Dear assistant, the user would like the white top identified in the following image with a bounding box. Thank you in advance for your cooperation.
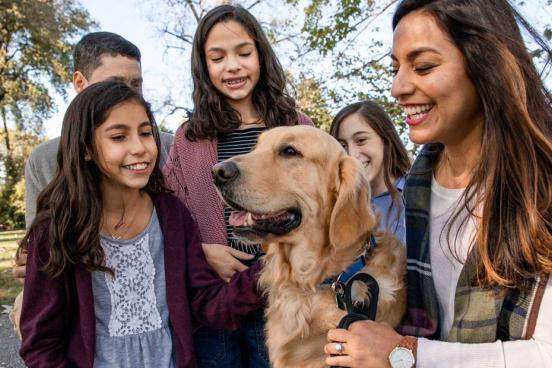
[416,177,552,367]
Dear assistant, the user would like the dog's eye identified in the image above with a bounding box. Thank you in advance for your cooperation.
[279,145,301,157]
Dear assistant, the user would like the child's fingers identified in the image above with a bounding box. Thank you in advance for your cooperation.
[226,246,255,260]
[232,260,249,273]
[12,265,26,280]
[15,246,28,266]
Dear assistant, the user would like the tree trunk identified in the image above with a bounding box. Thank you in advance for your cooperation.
[1,107,9,151]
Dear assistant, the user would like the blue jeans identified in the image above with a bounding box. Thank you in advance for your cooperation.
[194,308,269,368]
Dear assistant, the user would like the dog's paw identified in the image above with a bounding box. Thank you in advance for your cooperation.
[351,280,372,308]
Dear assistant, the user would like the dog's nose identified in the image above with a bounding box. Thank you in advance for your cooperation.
[212,161,240,186]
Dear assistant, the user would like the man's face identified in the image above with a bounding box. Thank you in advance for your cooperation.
[73,54,143,93]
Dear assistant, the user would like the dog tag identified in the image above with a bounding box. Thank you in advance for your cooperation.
[331,281,346,310]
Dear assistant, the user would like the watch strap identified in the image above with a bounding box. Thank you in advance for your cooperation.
[398,335,418,352]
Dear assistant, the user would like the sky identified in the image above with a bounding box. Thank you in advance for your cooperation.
[42,0,551,139]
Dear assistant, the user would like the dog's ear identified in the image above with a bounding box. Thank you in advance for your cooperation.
[329,156,376,250]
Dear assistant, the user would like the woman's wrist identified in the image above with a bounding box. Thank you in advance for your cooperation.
[389,335,418,368]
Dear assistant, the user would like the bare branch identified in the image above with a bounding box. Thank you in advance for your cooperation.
[344,0,399,48]
[162,28,193,45]
[186,0,201,22]
[165,44,191,51]
[247,0,261,10]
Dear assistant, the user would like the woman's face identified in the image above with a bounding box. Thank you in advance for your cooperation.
[391,11,484,147]
[337,113,387,196]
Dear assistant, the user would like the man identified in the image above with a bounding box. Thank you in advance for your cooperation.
[11,32,173,335]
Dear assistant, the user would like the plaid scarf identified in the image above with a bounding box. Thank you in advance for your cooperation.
[399,144,548,342]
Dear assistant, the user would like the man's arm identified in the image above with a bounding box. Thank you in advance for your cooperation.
[24,139,59,228]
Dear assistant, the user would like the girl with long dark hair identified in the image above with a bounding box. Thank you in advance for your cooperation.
[324,1,552,367]
[163,4,312,367]
[330,100,411,243]
[19,80,262,367]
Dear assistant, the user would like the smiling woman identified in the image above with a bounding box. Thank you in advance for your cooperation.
[391,14,483,149]
[324,1,552,368]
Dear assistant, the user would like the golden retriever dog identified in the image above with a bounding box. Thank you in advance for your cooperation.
[212,125,406,368]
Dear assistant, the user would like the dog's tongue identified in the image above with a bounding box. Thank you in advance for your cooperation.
[229,211,249,226]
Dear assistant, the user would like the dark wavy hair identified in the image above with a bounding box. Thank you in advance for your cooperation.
[393,0,552,288]
[330,100,411,230]
[186,4,298,140]
[23,80,167,278]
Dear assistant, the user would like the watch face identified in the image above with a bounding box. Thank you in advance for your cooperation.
[389,347,415,368]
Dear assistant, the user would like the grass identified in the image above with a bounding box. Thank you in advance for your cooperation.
[0,229,25,306]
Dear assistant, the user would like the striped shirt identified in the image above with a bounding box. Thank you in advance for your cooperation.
[217,127,265,255]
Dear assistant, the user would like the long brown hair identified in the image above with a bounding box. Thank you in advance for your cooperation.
[393,0,552,288]
[330,100,411,229]
[186,4,298,141]
[24,80,167,278]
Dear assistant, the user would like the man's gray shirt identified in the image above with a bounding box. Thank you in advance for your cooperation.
[24,131,173,227]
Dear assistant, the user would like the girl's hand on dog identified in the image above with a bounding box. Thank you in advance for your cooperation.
[202,243,254,282]
[324,320,403,368]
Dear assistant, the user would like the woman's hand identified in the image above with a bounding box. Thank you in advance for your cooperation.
[202,243,254,282]
[324,320,403,368]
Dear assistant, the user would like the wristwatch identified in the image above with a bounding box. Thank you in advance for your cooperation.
[388,335,417,368]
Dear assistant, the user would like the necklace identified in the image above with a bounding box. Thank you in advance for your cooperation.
[240,117,264,127]
[105,202,140,241]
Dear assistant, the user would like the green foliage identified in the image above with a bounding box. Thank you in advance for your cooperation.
[302,0,365,55]
[287,0,407,135]
[0,128,44,229]
[291,73,333,131]
[0,0,95,130]
[0,230,25,304]
[0,0,93,228]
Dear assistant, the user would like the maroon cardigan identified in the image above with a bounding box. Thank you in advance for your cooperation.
[19,192,262,368]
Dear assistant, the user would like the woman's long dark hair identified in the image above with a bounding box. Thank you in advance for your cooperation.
[330,101,411,230]
[186,4,298,141]
[393,0,552,288]
[23,80,167,278]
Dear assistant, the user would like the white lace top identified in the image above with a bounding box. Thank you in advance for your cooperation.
[91,209,174,367]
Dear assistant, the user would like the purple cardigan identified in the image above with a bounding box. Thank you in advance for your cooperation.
[19,192,262,368]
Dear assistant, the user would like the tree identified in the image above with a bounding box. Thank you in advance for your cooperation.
[0,0,94,228]
[290,73,333,130]
[0,128,43,229]
[290,0,407,137]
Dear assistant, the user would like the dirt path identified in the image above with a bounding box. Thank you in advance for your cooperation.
[0,314,24,368]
